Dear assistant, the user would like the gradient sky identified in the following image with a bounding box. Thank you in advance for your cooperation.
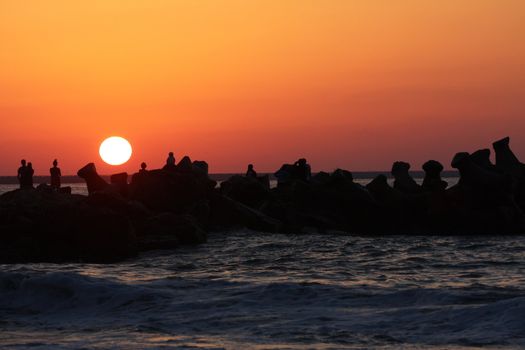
[1,1,524,175]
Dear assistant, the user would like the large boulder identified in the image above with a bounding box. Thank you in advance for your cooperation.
[391,161,421,194]
[129,169,216,214]
[220,175,270,209]
[493,137,525,210]
[138,212,207,250]
[493,137,525,178]
[209,193,282,232]
[110,172,129,197]
[422,160,447,192]
[449,151,525,233]
[77,163,109,194]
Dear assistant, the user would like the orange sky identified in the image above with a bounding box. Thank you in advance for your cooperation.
[0,1,524,175]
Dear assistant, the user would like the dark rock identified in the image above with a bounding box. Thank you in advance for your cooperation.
[493,137,525,178]
[470,149,498,172]
[0,188,137,263]
[493,136,525,210]
[209,194,282,232]
[192,160,209,176]
[391,161,421,194]
[129,169,216,213]
[77,163,109,195]
[110,172,129,197]
[451,152,509,191]
[422,160,447,192]
[177,156,193,173]
[220,175,270,208]
[138,212,207,247]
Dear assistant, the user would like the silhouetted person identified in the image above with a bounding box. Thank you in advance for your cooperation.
[17,159,27,188]
[167,152,175,165]
[50,159,61,190]
[26,162,35,188]
[246,164,257,178]
[293,158,311,182]
[163,152,177,171]
[140,162,148,173]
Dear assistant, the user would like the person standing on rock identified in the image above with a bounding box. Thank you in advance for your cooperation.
[17,159,27,188]
[50,159,62,190]
[140,162,148,173]
[246,164,257,178]
[293,158,311,182]
[26,162,35,188]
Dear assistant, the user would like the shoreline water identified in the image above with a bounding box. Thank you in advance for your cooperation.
[2,231,524,349]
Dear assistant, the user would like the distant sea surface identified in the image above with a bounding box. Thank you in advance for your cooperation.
[3,175,524,350]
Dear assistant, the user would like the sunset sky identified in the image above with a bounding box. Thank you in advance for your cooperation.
[0,1,524,175]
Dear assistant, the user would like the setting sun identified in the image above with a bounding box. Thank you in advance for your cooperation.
[99,136,132,166]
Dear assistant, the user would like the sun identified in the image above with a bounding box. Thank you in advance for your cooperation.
[99,136,133,166]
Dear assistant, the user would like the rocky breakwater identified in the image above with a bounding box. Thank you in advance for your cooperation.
[0,156,280,263]
[2,137,525,263]
[220,137,525,235]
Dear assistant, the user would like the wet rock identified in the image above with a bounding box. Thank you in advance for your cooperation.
[139,212,207,247]
[209,194,282,232]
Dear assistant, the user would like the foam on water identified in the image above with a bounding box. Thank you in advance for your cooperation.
[1,232,525,349]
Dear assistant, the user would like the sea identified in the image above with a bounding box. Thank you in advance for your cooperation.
[2,178,525,349]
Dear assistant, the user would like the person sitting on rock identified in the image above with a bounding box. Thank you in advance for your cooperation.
[139,162,148,173]
[50,159,62,190]
[246,164,257,178]
[163,152,177,171]
[17,159,27,189]
[293,158,311,182]
[167,152,175,165]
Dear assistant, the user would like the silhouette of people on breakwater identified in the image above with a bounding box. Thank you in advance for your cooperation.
[293,158,311,182]
[17,159,34,189]
[26,162,34,188]
[17,159,26,188]
[274,158,312,187]
[246,164,257,178]
[50,159,61,190]
[163,152,177,171]
[140,162,148,173]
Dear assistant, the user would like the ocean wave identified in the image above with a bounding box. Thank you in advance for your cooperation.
[1,269,525,348]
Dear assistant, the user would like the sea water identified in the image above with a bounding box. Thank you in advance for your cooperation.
[2,232,525,349]
[3,178,525,349]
